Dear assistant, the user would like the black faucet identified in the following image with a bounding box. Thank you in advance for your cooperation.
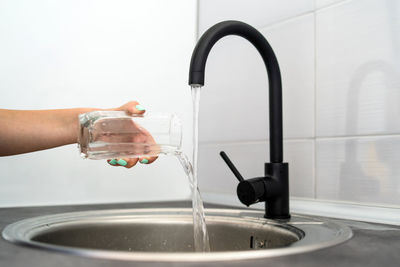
[188,20,290,219]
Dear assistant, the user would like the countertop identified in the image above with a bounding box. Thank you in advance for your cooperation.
[1,201,399,267]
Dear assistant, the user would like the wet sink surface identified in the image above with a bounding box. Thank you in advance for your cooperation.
[2,208,352,262]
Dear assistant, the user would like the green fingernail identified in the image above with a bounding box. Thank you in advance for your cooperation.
[136,104,145,111]
[140,159,149,164]
[109,159,117,165]
[117,159,127,166]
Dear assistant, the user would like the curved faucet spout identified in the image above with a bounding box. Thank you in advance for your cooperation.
[188,20,290,219]
[188,20,283,163]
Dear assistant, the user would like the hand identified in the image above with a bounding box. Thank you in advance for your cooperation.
[106,101,158,168]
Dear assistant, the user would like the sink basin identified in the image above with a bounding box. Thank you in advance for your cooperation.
[2,208,352,262]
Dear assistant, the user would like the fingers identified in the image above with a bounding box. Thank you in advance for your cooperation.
[130,103,146,115]
[138,156,158,165]
[117,101,146,115]
[107,156,157,168]
[107,158,138,168]
[124,158,139,168]
[106,100,158,169]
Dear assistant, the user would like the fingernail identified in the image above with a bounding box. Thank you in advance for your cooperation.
[140,159,149,164]
[109,159,117,165]
[117,159,127,166]
[135,104,145,111]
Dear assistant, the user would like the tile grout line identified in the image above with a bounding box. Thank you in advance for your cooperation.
[315,0,353,12]
[199,138,314,147]
[199,133,400,147]
[313,5,318,200]
[195,0,199,41]
[199,1,351,35]
[257,10,315,32]
[316,132,400,140]
[257,0,352,34]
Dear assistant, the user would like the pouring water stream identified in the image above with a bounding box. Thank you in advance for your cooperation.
[175,85,210,252]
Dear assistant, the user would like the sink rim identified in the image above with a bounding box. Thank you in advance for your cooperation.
[2,208,353,262]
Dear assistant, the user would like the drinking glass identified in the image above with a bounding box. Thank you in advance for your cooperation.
[78,111,182,160]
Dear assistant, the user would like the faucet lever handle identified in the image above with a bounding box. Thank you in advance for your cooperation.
[219,151,244,182]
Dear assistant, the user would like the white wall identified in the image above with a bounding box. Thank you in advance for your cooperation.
[0,0,197,207]
[197,0,400,223]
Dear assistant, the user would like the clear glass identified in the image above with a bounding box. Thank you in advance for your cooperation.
[78,111,182,160]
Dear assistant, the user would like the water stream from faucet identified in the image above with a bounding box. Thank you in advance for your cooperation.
[173,85,210,252]
[190,85,210,252]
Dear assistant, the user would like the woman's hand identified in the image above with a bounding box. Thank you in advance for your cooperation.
[106,101,158,169]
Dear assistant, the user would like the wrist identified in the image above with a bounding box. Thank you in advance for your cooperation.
[65,108,98,144]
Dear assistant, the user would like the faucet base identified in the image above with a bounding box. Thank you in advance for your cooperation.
[264,162,290,219]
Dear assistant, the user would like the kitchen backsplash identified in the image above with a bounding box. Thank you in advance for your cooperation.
[197,0,400,217]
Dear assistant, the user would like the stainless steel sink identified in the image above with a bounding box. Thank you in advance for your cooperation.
[2,208,352,262]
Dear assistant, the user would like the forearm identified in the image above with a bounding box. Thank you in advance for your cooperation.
[0,108,96,156]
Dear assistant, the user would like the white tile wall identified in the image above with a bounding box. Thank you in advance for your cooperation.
[198,0,314,35]
[316,0,400,137]
[198,140,314,198]
[315,0,346,9]
[0,0,196,207]
[198,0,400,215]
[199,14,315,143]
[316,136,400,206]
[197,1,316,202]
[266,15,315,139]
[198,36,270,143]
